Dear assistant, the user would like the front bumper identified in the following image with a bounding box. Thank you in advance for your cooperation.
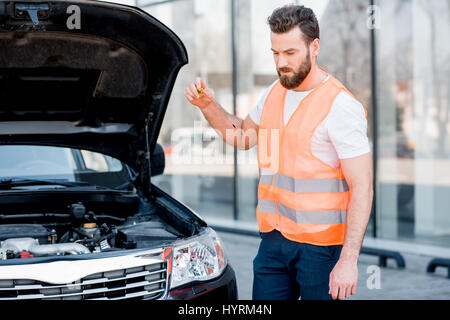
[167,265,238,300]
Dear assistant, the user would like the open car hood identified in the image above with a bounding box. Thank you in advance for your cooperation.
[0,0,188,188]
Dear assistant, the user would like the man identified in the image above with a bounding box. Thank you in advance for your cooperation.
[185,5,373,300]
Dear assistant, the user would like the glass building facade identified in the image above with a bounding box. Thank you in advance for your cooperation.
[122,0,449,247]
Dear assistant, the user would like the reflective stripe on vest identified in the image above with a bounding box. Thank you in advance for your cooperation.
[259,169,349,193]
[257,199,346,224]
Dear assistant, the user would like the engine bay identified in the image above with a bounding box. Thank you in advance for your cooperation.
[0,201,184,261]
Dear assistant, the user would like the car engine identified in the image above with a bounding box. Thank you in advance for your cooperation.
[0,202,182,260]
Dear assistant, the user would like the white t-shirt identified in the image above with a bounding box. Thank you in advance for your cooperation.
[249,78,370,168]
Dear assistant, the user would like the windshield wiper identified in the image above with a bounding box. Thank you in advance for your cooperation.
[0,178,101,190]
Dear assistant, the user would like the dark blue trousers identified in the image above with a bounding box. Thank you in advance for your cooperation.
[252,229,342,300]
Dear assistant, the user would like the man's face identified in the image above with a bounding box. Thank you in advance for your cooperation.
[270,27,312,90]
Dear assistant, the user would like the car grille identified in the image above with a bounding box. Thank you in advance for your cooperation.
[0,262,167,300]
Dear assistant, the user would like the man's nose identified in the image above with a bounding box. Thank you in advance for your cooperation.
[277,56,288,68]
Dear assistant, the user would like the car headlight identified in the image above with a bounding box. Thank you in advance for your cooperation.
[170,227,227,289]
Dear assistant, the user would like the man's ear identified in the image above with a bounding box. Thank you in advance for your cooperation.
[310,38,320,58]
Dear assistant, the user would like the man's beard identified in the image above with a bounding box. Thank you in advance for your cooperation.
[277,50,311,90]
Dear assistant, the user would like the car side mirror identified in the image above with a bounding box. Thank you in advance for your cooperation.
[151,143,165,176]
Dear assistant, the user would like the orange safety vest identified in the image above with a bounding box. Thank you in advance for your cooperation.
[256,71,367,246]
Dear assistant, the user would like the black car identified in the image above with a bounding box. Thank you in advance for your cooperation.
[0,0,237,300]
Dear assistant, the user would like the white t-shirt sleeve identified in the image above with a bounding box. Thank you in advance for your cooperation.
[248,80,278,126]
[326,91,371,159]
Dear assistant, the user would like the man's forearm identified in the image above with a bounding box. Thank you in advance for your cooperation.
[340,184,374,263]
[201,101,249,149]
[185,78,257,150]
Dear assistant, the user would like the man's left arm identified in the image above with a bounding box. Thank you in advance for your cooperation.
[329,152,374,300]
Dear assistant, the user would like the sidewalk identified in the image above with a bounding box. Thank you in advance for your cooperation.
[216,231,450,300]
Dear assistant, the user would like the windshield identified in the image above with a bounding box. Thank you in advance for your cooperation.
[0,145,132,189]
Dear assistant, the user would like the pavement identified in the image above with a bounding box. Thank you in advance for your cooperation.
[216,230,450,300]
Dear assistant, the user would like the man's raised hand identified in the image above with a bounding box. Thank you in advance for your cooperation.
[185,77,214,110]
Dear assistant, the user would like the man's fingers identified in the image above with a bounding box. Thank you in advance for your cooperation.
[344,285,351,299]
[189,83,199,98]
[195,80,206,98]
[330,279,352,300]
[195,77,208,89]
[185,88,195,101]
[195,78,213,98]
[185,79,214,107]
[332,286,340,300]
[328,277,333,297]
[329,281,339,300]
[200,77,207,89]
[335,284,344,300]
[195,77,202,89]
[338,285,345,300]
[185,86,194,97]
[336,284,355,300]
[351,283,357,296]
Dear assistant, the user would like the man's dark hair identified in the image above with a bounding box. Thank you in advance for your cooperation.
[267,5,319,45]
